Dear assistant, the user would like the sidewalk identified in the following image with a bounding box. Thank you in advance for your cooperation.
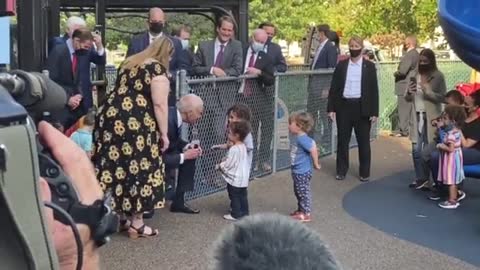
[100,136,477,270]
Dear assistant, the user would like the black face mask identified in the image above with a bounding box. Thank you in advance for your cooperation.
[149,22,164,34]
[75,49,88,56]
[418,64,432,74]
[349,49,362,58]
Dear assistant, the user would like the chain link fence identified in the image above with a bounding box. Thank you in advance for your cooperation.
[92,60,471,201]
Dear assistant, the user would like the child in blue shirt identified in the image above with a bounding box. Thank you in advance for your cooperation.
[70,109,95,158]
[288,112,320,223]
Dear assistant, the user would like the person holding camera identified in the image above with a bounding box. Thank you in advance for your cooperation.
[405,48,446,189]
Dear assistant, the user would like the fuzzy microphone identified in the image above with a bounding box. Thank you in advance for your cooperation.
[212,213,342,270]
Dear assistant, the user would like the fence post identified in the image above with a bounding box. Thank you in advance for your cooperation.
[272,75,280,173]
[177,69,188,98]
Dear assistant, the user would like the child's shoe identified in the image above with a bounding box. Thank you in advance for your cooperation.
[292,212,311,223]
[290,210,301,216]
[223,214,237,221]
[438,200,459,209]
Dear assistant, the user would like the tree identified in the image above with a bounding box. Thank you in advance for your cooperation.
[414,0,438,41]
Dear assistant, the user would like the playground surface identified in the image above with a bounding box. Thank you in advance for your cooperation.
[100,136,478,270]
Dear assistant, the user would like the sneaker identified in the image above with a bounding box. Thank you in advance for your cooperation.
[438,200,459,209]
[292,212,311,223]
[415,180,429,190]
[457,191,466,202]
[408,181,417,188]
[428,192,441,201]
[223,214,237,221]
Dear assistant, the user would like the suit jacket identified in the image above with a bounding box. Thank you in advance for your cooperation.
[243,47,275,87]
[126,32,187,75]
[394,49,419,95]
[405,70,447,143]
[327,58,379,117]
[163,107,188,169]
[193,39,243,77]
[179,48,194,76]
[265,42,287,73]
[312,40,338,69]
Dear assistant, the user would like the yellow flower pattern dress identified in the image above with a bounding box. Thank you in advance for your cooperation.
[92,62,166,214]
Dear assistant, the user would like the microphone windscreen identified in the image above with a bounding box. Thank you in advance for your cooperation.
[32,73,67,113]
[212,213,342,270]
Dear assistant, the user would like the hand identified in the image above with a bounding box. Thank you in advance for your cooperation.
[246,67,261,75]
[215,164,221,170]
[184,148,202,160]
[161,134,169,153]
[212,67,227,77]
[436,143,444,149]
[68,95,82,109]
[38,121,102,270]
[328,112,336,121]
[369,116,377,123]
[314,163,321,170]
[407,81,417,93]
[92,33,103,50]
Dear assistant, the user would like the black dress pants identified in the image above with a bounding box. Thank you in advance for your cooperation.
[335,99,372,178]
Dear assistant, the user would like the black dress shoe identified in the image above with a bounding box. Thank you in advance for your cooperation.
[143,210,155,219]
[335,175,345,181]
[170,204,200,214]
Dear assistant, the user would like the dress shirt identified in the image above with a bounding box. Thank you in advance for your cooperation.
[148,32,164,44]
[210,38,230,74]
[176,110,185,164]
[312,39,329,69]
[343,57,363,98]
[244,47,258,73]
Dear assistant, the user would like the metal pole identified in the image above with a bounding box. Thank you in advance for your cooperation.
[272,75,279,173]
[95,0,106,107]
[17,0,45,71]
[238,0,249,44]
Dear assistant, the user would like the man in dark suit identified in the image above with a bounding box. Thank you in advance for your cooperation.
[164,94,204,214]
[46,28,106,130]
[392,35,419,137]
[258,22,287,73]
[172,25,194,76]
[126,7,185,105]
[307,24,339,143]
[241,29,275,173]
[327,36,379,182]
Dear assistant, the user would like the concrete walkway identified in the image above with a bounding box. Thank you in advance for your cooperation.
[100,136,478,270]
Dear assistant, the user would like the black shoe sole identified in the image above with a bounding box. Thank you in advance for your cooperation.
[335,175,345,180]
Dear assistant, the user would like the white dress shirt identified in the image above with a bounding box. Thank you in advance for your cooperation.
[244,47,258,73]
[343,57,363,98]
[148,32,164,44]
[176,110,186,164]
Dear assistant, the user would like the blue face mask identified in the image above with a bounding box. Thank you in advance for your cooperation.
[443,123,455,132]
[180,39,189,50]
[251,42,265,53]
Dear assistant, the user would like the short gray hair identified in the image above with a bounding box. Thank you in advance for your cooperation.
[66,16,86,31]
[177,94,204,113]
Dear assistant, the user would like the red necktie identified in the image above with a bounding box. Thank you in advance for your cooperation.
[72,53,78,76]
[244,52,256,97]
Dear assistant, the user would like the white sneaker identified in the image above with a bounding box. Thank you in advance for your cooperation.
[223,214,237,221]
[438,200,459,209]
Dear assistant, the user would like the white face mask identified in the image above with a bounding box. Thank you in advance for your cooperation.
[251,41,265,53]
[181,39,189,50]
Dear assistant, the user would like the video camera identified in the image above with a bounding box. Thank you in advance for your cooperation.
[0,70,117,270]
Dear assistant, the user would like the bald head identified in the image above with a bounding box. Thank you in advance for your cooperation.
[178,94,204,124]
[252,29,268,44]
[405,35,417,49]
[149,7,165,23]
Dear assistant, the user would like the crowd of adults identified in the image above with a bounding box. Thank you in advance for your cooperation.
[392,35,480,208]
[35,5,480,269]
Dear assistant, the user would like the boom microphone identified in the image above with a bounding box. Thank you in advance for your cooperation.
[212,213,342,270]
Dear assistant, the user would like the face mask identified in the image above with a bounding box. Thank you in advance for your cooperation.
[266,37,273,44]
[418,64,431,74]
[251,42,265,53]
[349,49,362,58]
[149,22,164,34]
[180,39,189,50]
[443,123,455,132]
[75,49,88,56]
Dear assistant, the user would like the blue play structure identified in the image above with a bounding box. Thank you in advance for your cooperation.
[438,0,480,71]
[439,0,480,178]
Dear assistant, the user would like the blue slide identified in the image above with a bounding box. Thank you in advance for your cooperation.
[438,0,480,71]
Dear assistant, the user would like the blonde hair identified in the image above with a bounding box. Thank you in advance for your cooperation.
[122,36,173,70]
[349,35,364,48]
[289,112,314,132]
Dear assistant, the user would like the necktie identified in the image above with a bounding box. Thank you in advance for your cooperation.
[214,44,225,67]
[244,52,256,97]
[72,53,78,76]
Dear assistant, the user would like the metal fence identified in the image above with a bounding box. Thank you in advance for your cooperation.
[94,60,471,200]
